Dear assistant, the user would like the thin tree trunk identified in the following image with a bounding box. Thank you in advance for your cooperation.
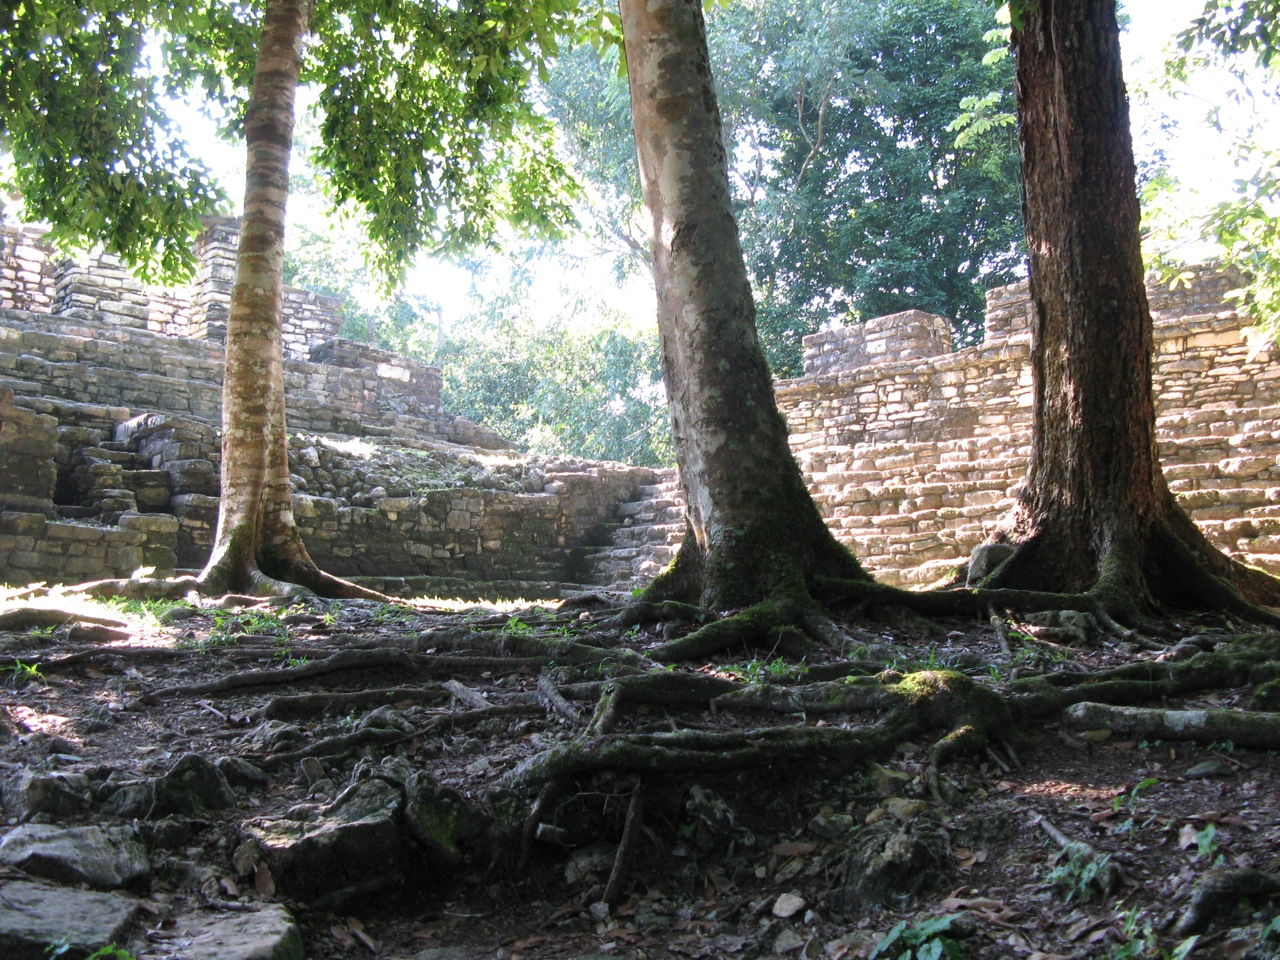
[989,0,1280,614]
[620,0,867,610]
[199,0,379,600]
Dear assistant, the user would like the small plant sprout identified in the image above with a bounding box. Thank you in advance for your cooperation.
[1110,777,1159,837]
[1045,843,1113,903]
[46,940,139,959]
[870,914,963,959]
[5,659,45,687]
[1109,907,1199,960]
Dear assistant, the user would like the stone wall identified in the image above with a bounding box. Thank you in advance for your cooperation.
[0,383,655,594]
[0,388,181,583]
[0,221,341,358]
[775,265,1280,586]
[0,225,57,314]
[4,229,1277,597]
[0,308,504,446]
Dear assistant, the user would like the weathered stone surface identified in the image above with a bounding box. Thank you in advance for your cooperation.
[241,778,408,907]
[153,753,237,816]
[6,223,1279,596]
[3,769,92,819]
[966,542,1016,585]
[0,822,149,889]
[0,878,140,960]
[403,770,488,866]
[216,756,272,790]
[162,903,303,960]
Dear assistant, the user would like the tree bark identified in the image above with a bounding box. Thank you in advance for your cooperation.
[989,0,1280,614]
[619,0,868,611]
[199,0,378,599]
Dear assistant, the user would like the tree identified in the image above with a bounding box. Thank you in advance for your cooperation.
[436,313,672,468]
[619,0,870,626]
[548,0,1023,376]
[2,0,582,596]
[201,0,331,595]
[983,0,1280,618]
[714,0,1024,365]
[1154,0,1280,346]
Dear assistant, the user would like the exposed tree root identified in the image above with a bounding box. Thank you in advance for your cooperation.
[257,727,416,770]
[139,648,422,702]
[1060,701,1280,748]
[428,628,654,670]
[603,778,645,907]
[1174,867,1280,936]
[608,601,713,631]
[257,686,448,720]
[502,723,901,792]
[981,512,1280,631]
[647,598,819,662]
[505,670,1010,797]
[536,671,584,725]
[443,679,495,711]
[0,604,130,632]
[561,672,739,737]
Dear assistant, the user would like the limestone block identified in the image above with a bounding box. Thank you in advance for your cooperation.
[0,879,141,960]
[0,823,149,889]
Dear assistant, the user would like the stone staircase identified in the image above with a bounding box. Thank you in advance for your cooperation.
[590,469,685,592]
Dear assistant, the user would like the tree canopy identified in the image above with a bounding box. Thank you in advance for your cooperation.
[1156,0,1280,344]
[544,0,1024,375]
[1,0,584,285]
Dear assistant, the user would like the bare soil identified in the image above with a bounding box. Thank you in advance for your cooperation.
[2,591,1278,960]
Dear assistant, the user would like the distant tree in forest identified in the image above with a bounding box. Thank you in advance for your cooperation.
[546,0,1023,376]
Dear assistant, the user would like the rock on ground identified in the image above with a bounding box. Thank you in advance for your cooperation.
[0,822,149,889]
[162,903,303,960]
[0,878,141,960]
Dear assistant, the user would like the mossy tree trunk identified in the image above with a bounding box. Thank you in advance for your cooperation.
[619,0,868,611]
[987,0,1280,616]
[198,0,378,600]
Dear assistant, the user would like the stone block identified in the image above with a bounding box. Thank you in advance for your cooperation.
[0,511,47,536]
[0,879,141,960]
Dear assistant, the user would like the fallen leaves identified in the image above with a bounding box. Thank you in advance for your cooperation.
[939,895,1019,928]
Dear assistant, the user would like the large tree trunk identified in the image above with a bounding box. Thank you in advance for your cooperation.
[988,0,1280,614]
[199,0,378,599]
[620,0,868,610]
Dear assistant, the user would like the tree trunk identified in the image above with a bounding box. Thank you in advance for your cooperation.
[989,0,1280,614]
[199,0,378,600]
[619,0,868,610]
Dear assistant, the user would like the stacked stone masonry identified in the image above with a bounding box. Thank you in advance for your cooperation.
[0,220,341,358]
[773,265,1280,587]
[0,220,647,593]
[2,222,1278,596]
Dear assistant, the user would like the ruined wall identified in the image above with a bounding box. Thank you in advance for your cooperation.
[0,221,341,358]
[4,222,1275,597]
[0,308,503,446]
[774,266,1280,586]
[0,225,57,314]
[0,385,654,594]
[0,388,180,583]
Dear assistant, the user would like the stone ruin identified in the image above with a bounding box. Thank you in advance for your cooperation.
[2,217,1278,595]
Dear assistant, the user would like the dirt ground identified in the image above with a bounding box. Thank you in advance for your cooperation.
[1,588,1278,960]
